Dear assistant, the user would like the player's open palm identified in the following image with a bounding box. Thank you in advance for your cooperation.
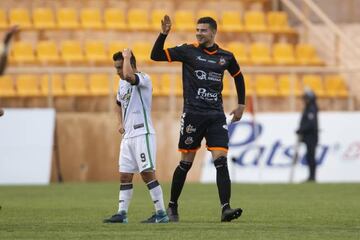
[161,15,171,35]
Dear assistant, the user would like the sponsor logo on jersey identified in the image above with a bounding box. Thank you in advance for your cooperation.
[196,56,207,62]
[186,124,196,134]
[185,137,194,145]
[219,57,226,66]
[133,123,144,129]
[208,72,222,82]
[195,70,207,80]
[196,88,218,101]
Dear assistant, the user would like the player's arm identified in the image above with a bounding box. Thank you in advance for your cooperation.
[0,26,18,75]
[150,15,171,61]
[116,93,125,134]
[122,48,137,84]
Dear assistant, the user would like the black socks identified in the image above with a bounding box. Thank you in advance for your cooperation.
[213,156,231,208]
[169,160,193,206]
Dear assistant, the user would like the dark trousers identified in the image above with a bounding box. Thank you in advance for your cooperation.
[305,141,317,181]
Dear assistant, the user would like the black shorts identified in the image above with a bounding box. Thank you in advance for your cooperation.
[178,112,229,153]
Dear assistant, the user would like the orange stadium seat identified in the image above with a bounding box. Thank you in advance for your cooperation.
[64,74,88,96]
[132,41,152,63]
[80,8,103,29]
[273,42,296,65]
[226,42,249,65]
[324,75,349,97]
[296,44,324,66]
[267,11,293,33]
[89,73,110,96]
[33,8,56,29]
[16,74,40,96]
[174,10,195,31]
[254,74,278,97]
[57,8,79,29]
[9,8,31,29]
[150,9,166,31]
[127,9,150,30]
[197,9,218,22]
[302,74,325,97]
[11,41,36,63]
[36,41,60,64]
[40,74,65,96]
[104,8,127,30]
[221,11,243,32]
[278,74,302,97]
[244,11,266,32]
[61,40,84,63]
[249,42,272,65]
[85,41,107,63]
[0,75,16,97]
[0,9,8,29]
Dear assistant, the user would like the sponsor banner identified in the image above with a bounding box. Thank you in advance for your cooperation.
[201,112,360,183]
[0,109,55,185]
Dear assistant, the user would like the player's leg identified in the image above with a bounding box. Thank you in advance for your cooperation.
[305,142,317,182]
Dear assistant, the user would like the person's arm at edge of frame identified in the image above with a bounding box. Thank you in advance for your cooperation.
[0,26,18,75]
[230,72,246,123]
[150,15,171,61]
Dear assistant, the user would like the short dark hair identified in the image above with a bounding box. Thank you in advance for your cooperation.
[112,51,137,68]
[197,17,217,31]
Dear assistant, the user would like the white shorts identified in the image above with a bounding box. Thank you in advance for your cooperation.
[119,134,156,173]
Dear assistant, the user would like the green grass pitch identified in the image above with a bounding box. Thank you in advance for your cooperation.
[0,183,359,240]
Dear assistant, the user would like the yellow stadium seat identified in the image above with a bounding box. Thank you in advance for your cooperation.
[16,74,40,96]
[104,8,127,30]
[41,74,64,96]
[226,42,249,65]
[132,41,152,63]
[37,41,60,63]
[11,41,36,63]
[197,10,218,22]
[109,41,127,59]
[243,74,254,96]
[160,74,172,96]
[150,9,166,31]
[89,73,110,96]
[0,75,16,97]
[267,11,292,33]
[57,8,79,29]
[0,9,8,29]
[9,8,31,29]
[85,41,107,63]
[324,75,349,97]
[222,76,233,97]
[128,9,150,30]
[221,11,243,32]
[249,42,272,65]
[244,11,266,32]
[80,8,103,29]
[302,74,325,97]
[149,73,161,96]
[61,40,84,63]
[175,74,182,96]
[174,10,195,31]
[33,8,56,29]
[296,44,324,66]
[255,74,278,97]
[273,43,295,65]
[64,74,88,96]
[278,74,302,97]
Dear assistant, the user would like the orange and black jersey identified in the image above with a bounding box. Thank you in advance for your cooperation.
[151,33,245,114]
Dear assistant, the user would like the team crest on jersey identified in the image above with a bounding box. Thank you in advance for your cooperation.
[184,137,194,145]
[218,57,226,66]
[186,124,196,134]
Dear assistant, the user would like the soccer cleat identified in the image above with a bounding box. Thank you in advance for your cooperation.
[221,208,243,222]
[103,210,128,223]
[166,206,179,222]
[141,210,169,223]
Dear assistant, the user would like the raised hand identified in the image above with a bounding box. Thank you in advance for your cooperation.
[122,48,132,59]
[161,15,171,35]
[4,26,19,46]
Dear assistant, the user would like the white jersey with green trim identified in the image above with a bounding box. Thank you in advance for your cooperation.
[116,72,155,139]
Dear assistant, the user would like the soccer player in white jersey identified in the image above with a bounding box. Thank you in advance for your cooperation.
[103,49,169,224]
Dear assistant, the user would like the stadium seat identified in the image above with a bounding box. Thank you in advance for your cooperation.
[267,11,293,33]
[244,11,266,32]
[249,42,272,65]
[296,44,324,66]
[132,41,152,63]
[85,41,107,63]
[302,74,325,97]
[16,74,40,96]
[243,74,254,96]
[149,73,161,96]
[36,41,60,64]
[61,40,84,63]
[127,9,150,30]
[273,43,296,65]
[11,41,36,63]
[226,42,249,65]
[324,75,349,97]
[0,75,16,97]
[221,11,243,32]
[278,74,302,96]
[57,8,79,29]
[104,8,127,30]
[197,9,218,22]
[150,9,166,30]
[174,10,195,31]
[109,41,127,59]
[40,74,65,96]
[64,74,88,96]
[222,76,233,97]
[0,9,8,29]
[89,73,110,96]
[255,74,278,97]
[80,8,103,29]
[33,8,56,29]
[175,74,182,96]
[9,8,32,29]
[160,74,171,96]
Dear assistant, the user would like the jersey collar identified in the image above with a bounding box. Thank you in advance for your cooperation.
[194,42,219,55]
